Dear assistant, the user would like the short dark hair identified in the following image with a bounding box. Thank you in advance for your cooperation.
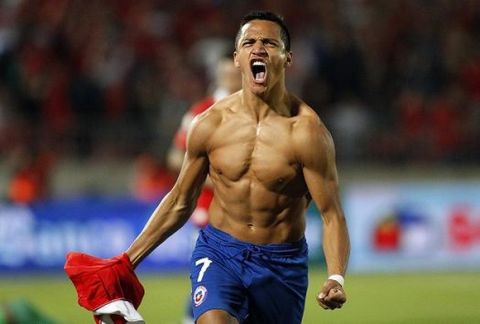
[235,10,291,52]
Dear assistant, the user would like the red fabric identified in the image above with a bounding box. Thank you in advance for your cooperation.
[196,187,213,210]
[64,252,144,316]
[191,187,214,228]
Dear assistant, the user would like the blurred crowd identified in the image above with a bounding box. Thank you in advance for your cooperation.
[0,0,479,202]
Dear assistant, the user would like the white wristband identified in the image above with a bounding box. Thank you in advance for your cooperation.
[328,274,345,287]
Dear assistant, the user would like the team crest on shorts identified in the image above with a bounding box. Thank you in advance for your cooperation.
[193,285,208,306]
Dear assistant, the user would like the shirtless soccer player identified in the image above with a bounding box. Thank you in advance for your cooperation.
[126,10,350,323]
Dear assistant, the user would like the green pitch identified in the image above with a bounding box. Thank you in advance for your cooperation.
[1,270,479,323]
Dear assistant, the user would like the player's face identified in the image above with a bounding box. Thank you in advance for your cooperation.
[234,20,292,95]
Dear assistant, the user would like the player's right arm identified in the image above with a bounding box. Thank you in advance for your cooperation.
[126,110,218,268]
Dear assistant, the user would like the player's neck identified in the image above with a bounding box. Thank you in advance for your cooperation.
[242,83,291,120]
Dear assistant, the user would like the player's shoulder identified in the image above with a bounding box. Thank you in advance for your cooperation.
[292,97,328,133]
[187,94,239,151]
[211,91,241,111]
[291,96,333,148]
[189,95,230,136]
[195,91,241,119]
[190,92,235,124]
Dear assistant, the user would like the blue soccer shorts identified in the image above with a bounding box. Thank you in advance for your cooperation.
[190,224,308,323]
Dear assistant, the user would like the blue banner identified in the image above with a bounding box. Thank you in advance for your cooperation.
[0,198,195,272]
[0,198,323,273]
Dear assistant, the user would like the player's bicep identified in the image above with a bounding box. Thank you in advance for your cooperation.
[173,113,215,198]
[298,125,341,216]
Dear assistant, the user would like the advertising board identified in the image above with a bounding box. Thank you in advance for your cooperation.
[345,182,480,272]
[0,198,322,272]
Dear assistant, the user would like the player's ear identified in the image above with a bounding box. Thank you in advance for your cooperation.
[233,51,240,68]
[285,51,293,68]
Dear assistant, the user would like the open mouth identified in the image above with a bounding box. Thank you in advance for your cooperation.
[250,60,267,83]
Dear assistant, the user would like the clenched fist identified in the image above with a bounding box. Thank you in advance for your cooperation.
[317,279,347,310]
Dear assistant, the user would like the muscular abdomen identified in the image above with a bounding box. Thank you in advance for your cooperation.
[207,133,308,243]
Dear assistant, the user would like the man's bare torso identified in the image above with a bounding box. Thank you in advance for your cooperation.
[198,91,319,244]
[124,16,348,313]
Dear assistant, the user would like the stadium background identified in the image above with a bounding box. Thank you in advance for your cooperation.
[0,0,479,323]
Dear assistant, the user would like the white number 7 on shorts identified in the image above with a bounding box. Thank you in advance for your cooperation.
[195,257,212,282]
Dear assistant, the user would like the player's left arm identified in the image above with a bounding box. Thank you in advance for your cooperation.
[294,114,350,310]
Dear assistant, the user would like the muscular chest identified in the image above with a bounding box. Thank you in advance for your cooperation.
[208,116,300,190]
